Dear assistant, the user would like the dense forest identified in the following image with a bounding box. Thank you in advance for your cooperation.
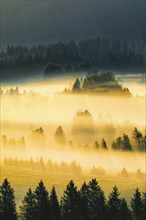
[0,37,145,80]
[0,178,145,220]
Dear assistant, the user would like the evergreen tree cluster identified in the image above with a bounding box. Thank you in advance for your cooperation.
[0,178,145,220]
[70,71,131,95]
[0,37,145,79]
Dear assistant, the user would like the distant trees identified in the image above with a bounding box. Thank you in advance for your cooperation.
[112,134,132,151]
[0,178,146,220]
[69,71,131,95]
[55,126,66,145]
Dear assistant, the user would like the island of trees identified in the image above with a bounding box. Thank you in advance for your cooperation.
[0,178,145,220]
[64,71,131,95]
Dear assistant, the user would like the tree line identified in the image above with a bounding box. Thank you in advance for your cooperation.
[0,178,145,220]
[0,36,145,79]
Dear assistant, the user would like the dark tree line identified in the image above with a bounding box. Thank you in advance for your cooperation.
[0,178,145,220]
[0,36,145,80]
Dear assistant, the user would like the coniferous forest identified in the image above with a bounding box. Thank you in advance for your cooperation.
[0,178,145,220]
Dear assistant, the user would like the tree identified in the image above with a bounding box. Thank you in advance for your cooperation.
[72,78,81,92]
[101,138,108,149]
[55,126,66,145]
[133,127,143,150]
[0,178,17,220]
[122,134,132,151]
[112,136,123,150]
[88,179,107,220]
[79,182,90,220]
[108,186,121,220]
[34,180,50,220]
[131,188,143,220]
[50,186,61,220]
[120,198,132,220]
[61,180,80,220]
[19,188,36,220]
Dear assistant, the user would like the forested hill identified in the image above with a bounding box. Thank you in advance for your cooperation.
[0,37,145,81]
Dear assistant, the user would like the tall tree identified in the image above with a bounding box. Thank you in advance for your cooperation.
[0,178,17,220]
[120,198,132,220]
[61,180,80,220]
[79,182,90,220]
[108,186,121,220]
[101,138,108,149]
[133,127,143,150]
[50,186,61,220]
[19,188,36,220]
[88,179,107,220]
[34,180,50,220]
[131,188,143,220]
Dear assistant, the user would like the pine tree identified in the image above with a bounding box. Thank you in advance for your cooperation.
[120,198,132,220]
[122,134,132,151]
[108,186,121,220]
[101,138,108,149]
[0,178,17,220]
[61,180,80,220]
[79,182,90,220]
[72,78,81,92]
[34,180,50,220]
[142,193,146,220]
[19,188,36,220]
[50,186,61,220]
[88,179,107,220]
[131,188,143,220]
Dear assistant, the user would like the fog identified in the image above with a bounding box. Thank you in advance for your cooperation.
[1,75,145,176]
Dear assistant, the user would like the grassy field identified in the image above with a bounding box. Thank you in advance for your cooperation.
[1,165,145,209]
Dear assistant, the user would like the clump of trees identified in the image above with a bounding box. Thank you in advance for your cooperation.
[0,178,145,220]
[69,71,131,95]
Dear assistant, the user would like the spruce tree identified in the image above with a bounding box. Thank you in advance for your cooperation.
[108,186,121,220]
[34,180,50,220]
[79,182,90,220]
[131,188,143,220]
[122,134,132,151]
[120,198,132,220]
[50,186,61,220]
[19,188,36,220]
[0,178,17,220]
[72,78,81,92]
[61,180,80,220]
[88,179,107,220]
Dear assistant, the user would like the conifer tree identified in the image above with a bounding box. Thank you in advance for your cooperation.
[61,180,80,220]
[19,188,36,220]
[88,179,107,220]
[108,186,121,220]
[120,198,132,220]
[34,180,50,220]
[72,78,81,92]
[0,178,17,220]
[79,182,90,220]
[131,188,143,220]
[50,186,61,220]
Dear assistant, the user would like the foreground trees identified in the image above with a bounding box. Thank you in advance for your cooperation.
[0,179,145,220]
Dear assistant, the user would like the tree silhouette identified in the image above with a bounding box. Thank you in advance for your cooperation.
[133,127,143,150]
[88,179,107,220]
[50,186,61,220]
[55,126,66,145]
[101,138,108,150]
[131,188,143,220]
[61,180,80,220]
[108,186,121,220]
[34,180,50,220]
[19,188,36,220]
[0,178,17,220]
[120,198,132,220]
[79,182,90,220]
[72,78,81,92]
[122,134,132,151]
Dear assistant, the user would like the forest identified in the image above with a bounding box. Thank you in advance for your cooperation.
[0,37,145,80]
[0,178,145,220]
